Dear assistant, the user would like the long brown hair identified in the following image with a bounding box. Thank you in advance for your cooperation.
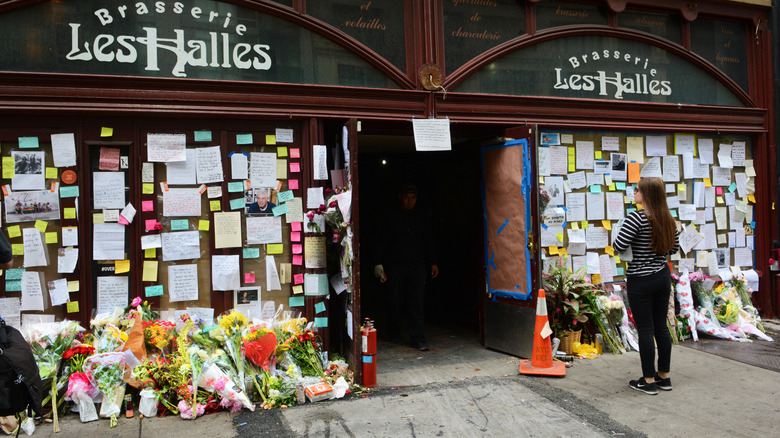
[637,177,676,254]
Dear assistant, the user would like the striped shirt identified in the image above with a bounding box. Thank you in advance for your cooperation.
[613,210,679,277]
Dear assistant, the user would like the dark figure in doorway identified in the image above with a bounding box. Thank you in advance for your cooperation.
[374,184,439,351]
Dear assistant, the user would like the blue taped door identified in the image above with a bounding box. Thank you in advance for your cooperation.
[480,127,539,358]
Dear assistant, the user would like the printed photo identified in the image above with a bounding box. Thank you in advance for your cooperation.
[540,132,561,146]
[610,152,628,181]
[12,150,45,191]
[245,187,276,215]
[233,287,262,319]
[5,190,61,223]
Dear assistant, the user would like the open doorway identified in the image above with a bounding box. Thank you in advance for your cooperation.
[356,130,489,349]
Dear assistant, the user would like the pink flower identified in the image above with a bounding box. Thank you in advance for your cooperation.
[213,377,227,393]
[132,296,142,307]
[306,211,315,220]
[219,397,243,413]
[178,400,205,420]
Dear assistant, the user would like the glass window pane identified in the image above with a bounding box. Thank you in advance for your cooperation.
[618,10,682,45]
[536,1,608,31]
[690,18,749,92]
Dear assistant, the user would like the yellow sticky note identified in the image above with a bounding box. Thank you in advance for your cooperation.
[748,194,756,203]
[717,196,724,204]
[11,244,23,255]
[67,280,79,292]
[277,146,288,157]
[292,285,303,295]
[703,178,712,187]
[592,274,602,284]
[595,151,602,159]
[581,221,589,229]
[548,246,559,255]
[559,247,568,256]
[568,162,575,172]
[115,259,130,274]
[608,183,616,191]
[199,219,210,231]
[265,134,276,145]
[210,200,221,211]
[2,157,15,178]
[571,222,579,230]
[101,127,113,137]
[268,243,284,254]
[93,213,104,224]
[678,184,686,191]
[64,208,76,219]
[556,233,564,242]
[67,301,79,313]
[614,256,621,264]
[143,260,158,282]
[45,232,58,244]
[7,225,21,238]
[142,183,154,194]
[145,248,156,258]
[602,220,612,230]
[539,176,545,184]
[45,167,58,179]
[605,246,614,256]
[34,220,48,232]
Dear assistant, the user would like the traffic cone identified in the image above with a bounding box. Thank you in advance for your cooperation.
[519,289,566,377]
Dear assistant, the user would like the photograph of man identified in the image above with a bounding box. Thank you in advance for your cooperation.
[612,153,627,171]
[247,188,276,214]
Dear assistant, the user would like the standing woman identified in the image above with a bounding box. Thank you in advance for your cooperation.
[613,177,679,395]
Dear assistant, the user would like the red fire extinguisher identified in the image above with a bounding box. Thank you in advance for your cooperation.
[362,318,377,388]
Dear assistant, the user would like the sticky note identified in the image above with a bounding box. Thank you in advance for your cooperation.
[616,182,626,190]
[265,134,276,145]
[93,213,105,224]
[32,220,47,233]
[728,182,737,193]
[292,254,303,265]
[548,246,558,255]
[559,248,567,256]
[227,181,244,192]
[678,184,686,191]
[594,151,602,159]
[291,244,302,255]
[194,130,212,142]
[556,233,564,242]
[141,200,154,212]
[236,133,253,144]
[602,220,611,230]
[66,280,79,292]
[614,256,621,264]
[268,243,284,254]
[314,317,328,328]
[62,208,76,219]
[289,148,300,159]
[101,127,113,137]
[5,281,21,292]
[315,301,326,314]
[45,232,58,244]
[143,260,158,282]
[210,200,221,211]
[704,178,712,187]
[145,219,157,231]
[115,260,130,274]
[294,273,304,284]
[229,198,245,210]
[290,162,301,173]
[272,204,289,217]
[145,248,156,258]
[292,285,303,295]
[605,246,614,255]
[12,244,23,255]
[243,248,260,259]
[616,267,625,276]
[245,273,256,283]
[142,183,154,194]
[289,296,305,307]
[7,226,21,238]
[2,157,15,178]
[592,274,602,285]
[628,162,640,183]
[581,221,589,229]
[590,185,602,193]
[277,147,288,157]
[199,219,210,231]
[67,301,79,313]
[46,167,58,179]
[291,231,301,242]
[289,179,299,190]
[291,222,302,232]
[716,196,724,204]
[171,219,188,231]
[145,285,164,297]
[18,136,39,148]
[748,194,756,203]
[60,186,80,198]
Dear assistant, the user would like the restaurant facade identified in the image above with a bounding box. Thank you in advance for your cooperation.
[0,0,776,380]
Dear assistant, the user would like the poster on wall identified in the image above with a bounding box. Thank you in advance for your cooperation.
[4,190,60,223]
[11,151,44,191]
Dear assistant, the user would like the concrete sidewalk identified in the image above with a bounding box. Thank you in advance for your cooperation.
[26,322,780,437]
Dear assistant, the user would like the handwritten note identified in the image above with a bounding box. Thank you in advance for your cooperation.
[97,276,129,315]
[50,133,77,167]
[147,133,186,162]
[250,152,277,188]
[214,211,242,249]
[211,255,240,291]
[163,188,202,217]
[93,172,126,209]
[161,230,201,261]
[246,216,283,244]
[166,149,197,185]
[196,146,224,184]
[168,264,199,302]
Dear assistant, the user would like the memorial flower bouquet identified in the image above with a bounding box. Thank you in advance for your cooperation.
[542,255,598,337]
[84,352,126,427]
[591,293,627,354]
[218,311,249,392]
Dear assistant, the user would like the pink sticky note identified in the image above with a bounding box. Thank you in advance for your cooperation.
[292,255,303,266]
[142,200,154,211]
[290,148,300,159]
[289,179,299,190]
[118,215,130,225]
[290,221,302,232]
[291,231,301,242]
[294,273,304,284]
[245,273,255,284]
[145,219,158,231]
[290,162,301,173]
[716,187,723,195]
[292,244,303,254]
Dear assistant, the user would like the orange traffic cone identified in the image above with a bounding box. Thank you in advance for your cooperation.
[519,289,566,377]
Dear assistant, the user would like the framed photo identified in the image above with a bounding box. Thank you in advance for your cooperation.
[540,132,561,146]
[5,190,61,223]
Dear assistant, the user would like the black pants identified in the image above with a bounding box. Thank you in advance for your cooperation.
[627,264,672,378]
[384,262,427,344]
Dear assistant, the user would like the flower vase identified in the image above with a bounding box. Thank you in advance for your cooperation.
[559,330,582,355]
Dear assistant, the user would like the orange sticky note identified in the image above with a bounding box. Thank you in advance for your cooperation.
[704,178,712,187]
[628,162,640,183]
[558,247,567,256]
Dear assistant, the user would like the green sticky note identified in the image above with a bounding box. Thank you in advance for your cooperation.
[194,130,212,142]
[243,248,260,259]
[18,136,39,148]
[227,181,244,193]
[5,280,21,291]
[277,147,288,157]
[171,219,189,231]
[728,182,737,193]
[616,182,626,190]
[315,301,326,314]
[277,190,294,203]
[616,267,625,276]
[229,198,245,210]
[46,167,58,179]
[589,185,602,193]
[314,317,328,328]
[5,268,25,280]
[145,285,164,297]
[289,296,305,307]
[60,186,80,198]
[272,204,289,217]
[236,134,253,144]
[670,209,677,217]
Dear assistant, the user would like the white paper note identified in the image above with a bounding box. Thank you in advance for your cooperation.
[231,153,248,180]
[246,216,283,244]
[93,172,126,209]
[211,255,240,290]
[51,133,77,167]
[93,223,125,260]
[147,133,186,162]
[250,152,277,188]
[313,145,328,180]
[196,146,224,184]
[168,264,199,302]
[266,255,282,291]
[23,228,49,267]
[161,230,201,261]
[57,247,79,273]
[21,272,45,311]
[97,276,129,315]
[47,278,70,306]
[166,149,197,185]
